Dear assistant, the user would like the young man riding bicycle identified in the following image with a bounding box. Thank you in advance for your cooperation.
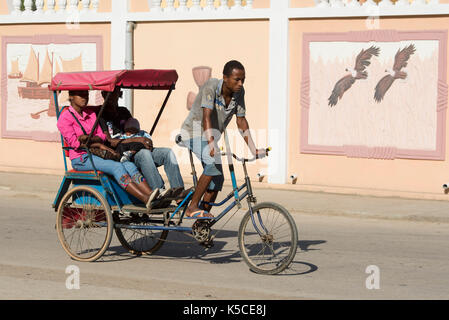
[179,60,267,219]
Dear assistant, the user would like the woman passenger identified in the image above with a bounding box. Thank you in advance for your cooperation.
[57,90,160,209]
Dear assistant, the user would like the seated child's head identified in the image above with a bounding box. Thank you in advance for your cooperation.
[124,118,140,135]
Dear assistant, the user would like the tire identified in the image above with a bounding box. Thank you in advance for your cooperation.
[238,202,298,275]
[114,216,168,255]
[56,186,113,262]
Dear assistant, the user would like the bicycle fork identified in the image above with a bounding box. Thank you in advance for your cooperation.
[242,161,269,237]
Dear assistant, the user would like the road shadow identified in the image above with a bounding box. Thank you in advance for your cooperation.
[98,230,234,263]
[274,239,325,276]
[100,245,142,262]
[299,240,327,252]
[275,261,318,276]
[98,230,326,276]
[245,239,324,276]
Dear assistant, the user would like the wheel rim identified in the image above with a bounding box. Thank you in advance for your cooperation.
[240,205,296,273]
[57,187,112,261]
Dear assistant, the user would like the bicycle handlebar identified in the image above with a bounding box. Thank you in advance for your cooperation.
[221,147,271,163]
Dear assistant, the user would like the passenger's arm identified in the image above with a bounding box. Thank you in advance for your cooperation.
[57,114,81,149]
[90,142,120,157]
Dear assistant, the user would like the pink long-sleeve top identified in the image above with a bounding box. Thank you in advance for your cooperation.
[57,105,107,161]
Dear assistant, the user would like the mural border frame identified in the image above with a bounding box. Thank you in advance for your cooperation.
[1,34,103,142]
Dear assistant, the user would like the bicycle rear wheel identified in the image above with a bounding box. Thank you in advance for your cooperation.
[114,214,168,255]
[56,186,113,262]
[238,202,298,275]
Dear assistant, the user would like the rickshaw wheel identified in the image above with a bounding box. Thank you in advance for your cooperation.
[114,217,168,256]
[56,186,113,262]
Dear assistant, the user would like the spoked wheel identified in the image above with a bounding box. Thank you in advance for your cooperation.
[114,213,168,255]
[56,186,113,262]
[238,202,298,275]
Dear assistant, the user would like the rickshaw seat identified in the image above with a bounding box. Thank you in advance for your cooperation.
[65,169,105,181]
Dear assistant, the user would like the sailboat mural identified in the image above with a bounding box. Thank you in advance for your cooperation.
[61,54,83,72]
[16,46,85,118]
[18,47,53,100]
[2,35,101,141]
[8,58,23,79]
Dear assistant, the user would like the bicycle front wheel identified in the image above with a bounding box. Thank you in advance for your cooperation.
[238,202,298,275]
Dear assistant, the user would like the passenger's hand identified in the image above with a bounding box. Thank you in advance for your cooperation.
[78,134,88,143]
[90,135,103,144]
[101,145,120,158]
[143,138,153,150]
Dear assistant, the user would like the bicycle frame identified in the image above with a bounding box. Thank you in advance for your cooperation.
[116,153,269,238]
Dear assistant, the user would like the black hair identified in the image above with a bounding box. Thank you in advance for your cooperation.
[223,60,245,76]
[68,90,88,96]
[101,87,122,98]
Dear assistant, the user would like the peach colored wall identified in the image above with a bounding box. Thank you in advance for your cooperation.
[0,23,111,174]
[250,0,270,8]
[289,16,449,196]
[129,0,149,12]
[133,20,269,181]
[97,0,111,12]
[0,1,8,14]
[290,0,316,8]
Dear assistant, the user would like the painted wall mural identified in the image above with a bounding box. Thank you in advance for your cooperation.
[301,30,448,160]
[187,66,212,111]
[1,35,103,141]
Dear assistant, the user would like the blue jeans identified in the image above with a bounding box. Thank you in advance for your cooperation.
[182,138,224,191]
[72,154,143,189]
[133,147,184,190]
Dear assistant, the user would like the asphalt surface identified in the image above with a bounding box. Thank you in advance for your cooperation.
[1,171,449,301]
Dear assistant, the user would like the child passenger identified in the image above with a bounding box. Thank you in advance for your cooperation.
[117,118,153,162]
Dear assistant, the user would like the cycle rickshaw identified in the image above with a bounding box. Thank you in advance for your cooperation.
[50,69,298,275]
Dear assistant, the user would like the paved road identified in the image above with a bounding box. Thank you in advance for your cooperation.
[0,189,448,300]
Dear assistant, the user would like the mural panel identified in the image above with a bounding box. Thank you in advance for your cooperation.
[1,35,103,141]
[301,30,448,160]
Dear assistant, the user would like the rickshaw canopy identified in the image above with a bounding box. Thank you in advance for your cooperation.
[49,69,178,92]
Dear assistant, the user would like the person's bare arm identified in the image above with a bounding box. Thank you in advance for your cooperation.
[102,130,152,149]
[236,116,266,158]
[203,108,216,156]
[102,131,122,148]
[78,135,102,147]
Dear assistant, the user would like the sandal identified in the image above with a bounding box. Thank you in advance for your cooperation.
[184,210,214,220]
[158,188,173,199]
[151,188,174,209]
[146,188,160,210]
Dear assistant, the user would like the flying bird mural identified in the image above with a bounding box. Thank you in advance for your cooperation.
[374,44,416,103]
[328,46,380,107]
